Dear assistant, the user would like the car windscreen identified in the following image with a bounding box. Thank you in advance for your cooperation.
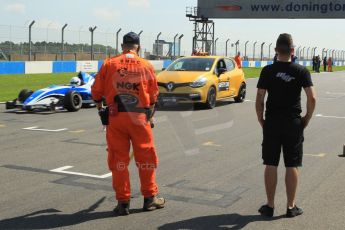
[167,58,215,72]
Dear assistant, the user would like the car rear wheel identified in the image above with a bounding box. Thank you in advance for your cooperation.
[204,86,216,109]
[234,83,246,103]
[64,91,82,112]
[18,89,33,103]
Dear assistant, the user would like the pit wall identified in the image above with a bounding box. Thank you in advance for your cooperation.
[0,60,344,75]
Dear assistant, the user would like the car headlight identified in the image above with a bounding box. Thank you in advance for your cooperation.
[190,77,207,88]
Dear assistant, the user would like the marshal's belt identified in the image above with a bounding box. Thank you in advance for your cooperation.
[117,106,149,114]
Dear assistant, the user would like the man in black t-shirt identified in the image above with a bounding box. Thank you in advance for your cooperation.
[255,34,316,218]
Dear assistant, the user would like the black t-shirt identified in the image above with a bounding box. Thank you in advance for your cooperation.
[257,62,313,119]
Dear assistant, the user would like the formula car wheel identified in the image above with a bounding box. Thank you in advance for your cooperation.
[234,83,246,103]
[5,101,16,109]
[18,89,33,103]
[204,86,216,109]
[64,91,82,112]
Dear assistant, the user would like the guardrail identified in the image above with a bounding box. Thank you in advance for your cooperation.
[0,60,344,75]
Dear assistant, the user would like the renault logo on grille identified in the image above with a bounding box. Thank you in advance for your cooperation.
[167,82,174,92]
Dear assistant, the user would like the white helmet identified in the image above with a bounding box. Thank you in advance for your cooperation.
[70,77,81,86]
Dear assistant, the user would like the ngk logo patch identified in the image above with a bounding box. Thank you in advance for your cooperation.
[117,82,140,91]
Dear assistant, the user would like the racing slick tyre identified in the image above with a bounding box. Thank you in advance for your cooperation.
[64,91,82,112]
[5,101,16,109]
[18,89,33,103]
[234,83,246,103]
[203,86,216,109]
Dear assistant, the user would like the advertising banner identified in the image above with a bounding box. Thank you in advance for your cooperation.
[198,0,345,18]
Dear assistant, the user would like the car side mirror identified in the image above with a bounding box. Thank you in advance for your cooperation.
[217,68,227,76]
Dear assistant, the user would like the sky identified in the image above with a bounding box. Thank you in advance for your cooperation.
[1,0,344,57]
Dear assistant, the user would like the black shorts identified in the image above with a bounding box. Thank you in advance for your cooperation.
[262,117,304,167]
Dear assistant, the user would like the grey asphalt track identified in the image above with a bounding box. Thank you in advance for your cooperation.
[1,71,345,230]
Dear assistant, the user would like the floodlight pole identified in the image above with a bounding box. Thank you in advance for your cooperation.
[339,50,343,61]
[296,46,301,58]
[214,38,219,55]
[260,42,265,61]
[116,28,122,55]
[299,48,303,60]
[61,23,68,60]
[334,50,337,61]
[302,47,306,60]
[306,47,310,60]
[253,41,257,61]
[173,34,179,58]
[225,39,230,57]
[244,41,249,59]
[156,32,162,58]
[178,34,184,57]
[28,20,35,61]
[235,40,239,54]
[89,26,97,60]
[137,30,143,57]
[322,48,326,59]
[340,50,343,61]
[338,50,341,61]
[268,43,272,59]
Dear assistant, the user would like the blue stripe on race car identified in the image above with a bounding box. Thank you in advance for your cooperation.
[24,86,70,105]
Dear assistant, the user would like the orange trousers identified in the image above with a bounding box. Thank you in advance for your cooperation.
[328,65,333,72]
[106,112,158,201]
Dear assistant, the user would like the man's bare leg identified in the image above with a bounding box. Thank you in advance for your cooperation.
[265,165,278,208]
[285,167,299,208]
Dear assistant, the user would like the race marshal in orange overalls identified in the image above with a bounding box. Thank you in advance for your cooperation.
[92,32,165,216]
[235,52,242,69]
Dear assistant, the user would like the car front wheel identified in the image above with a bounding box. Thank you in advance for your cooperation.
[18,89,33,103]
[64,91,82,112]
[204,86,216,109]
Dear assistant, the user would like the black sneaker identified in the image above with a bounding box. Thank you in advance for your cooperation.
[286,205,303,218]
[113,201,130,216]
[258,204,274,217]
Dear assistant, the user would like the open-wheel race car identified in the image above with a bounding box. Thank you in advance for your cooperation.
[6,72,96,112]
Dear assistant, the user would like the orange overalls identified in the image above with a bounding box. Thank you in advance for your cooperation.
[235,55,242,68]
[92,51,159,202]
[328,58,333,72]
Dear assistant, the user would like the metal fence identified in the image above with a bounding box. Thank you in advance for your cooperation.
[0,24,189,61]
[1,23,344,62]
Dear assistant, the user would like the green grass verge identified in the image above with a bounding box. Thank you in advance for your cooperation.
[242,68,263,78]
[0,73,75,102]
[243,66,345,79]
[1,67,345,102]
